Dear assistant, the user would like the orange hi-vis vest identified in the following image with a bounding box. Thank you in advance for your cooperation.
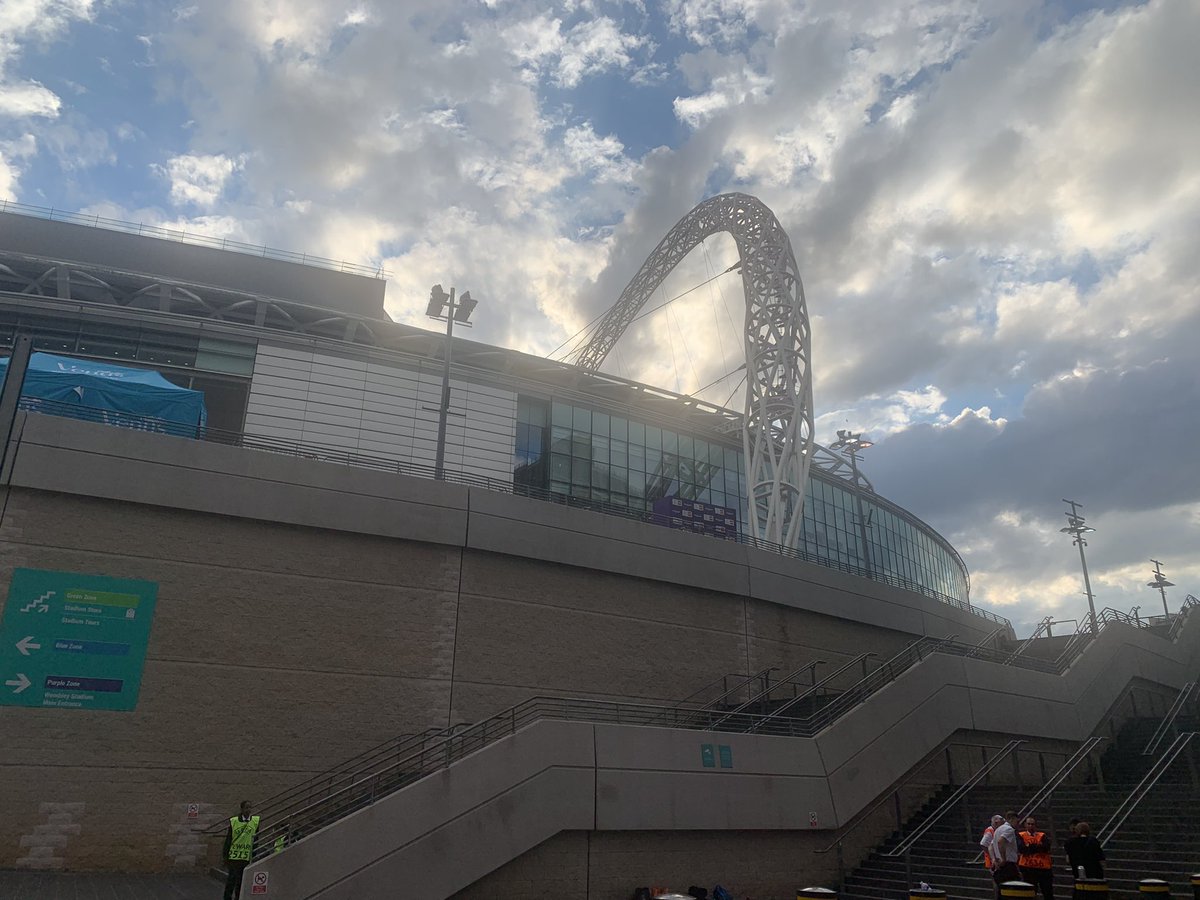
[981,826,995,869]
[1018,831,1052,869]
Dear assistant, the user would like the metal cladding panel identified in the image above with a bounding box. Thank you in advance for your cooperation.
[246,343,517,481]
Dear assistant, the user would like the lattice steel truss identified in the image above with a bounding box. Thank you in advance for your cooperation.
[574,193,815,548]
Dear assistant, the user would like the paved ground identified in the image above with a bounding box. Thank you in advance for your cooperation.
[0,871,218,899]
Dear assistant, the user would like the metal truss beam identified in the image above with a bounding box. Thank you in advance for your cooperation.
[574,193,815,548]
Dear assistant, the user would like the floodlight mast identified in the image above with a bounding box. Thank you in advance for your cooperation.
[427,285,478,480]
[573,193,814,549]
[1060,499,1098,635]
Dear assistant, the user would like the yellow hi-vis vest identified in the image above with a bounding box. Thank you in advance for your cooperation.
[229,815,260,862]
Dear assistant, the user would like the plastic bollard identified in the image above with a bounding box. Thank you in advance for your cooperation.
[909,889,947,900]
[1073,878,1108,900]
[1192,873,1200,900]
[798,888,839,900]
[1001,882,1036,900]
[1139,879,1171,897]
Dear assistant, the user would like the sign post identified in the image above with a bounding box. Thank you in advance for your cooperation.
[0,568,158,711]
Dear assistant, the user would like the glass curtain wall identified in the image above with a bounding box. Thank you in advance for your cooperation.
[513,394,968,603]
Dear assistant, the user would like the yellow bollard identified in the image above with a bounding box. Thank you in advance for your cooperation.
[1073,878,1108,900]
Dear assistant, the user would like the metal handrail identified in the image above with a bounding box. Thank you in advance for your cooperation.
[670,667,776,713]
[709,660,824,726]
[237,641,963,858]
[15,397,1008,625]
[201,723,470,835]
[1004,617,1054,663]
[1142,682,1197,756]
[966,736,1106,864]
[965,626,1008,658]
[887,740,1025,873]
[747,653,876,730]
[1099,731,1198,846]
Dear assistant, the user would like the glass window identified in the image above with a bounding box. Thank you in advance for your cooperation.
[645,424,661,449]
[611,416,628,440]
[572,406,591,431]
[629,420,645,445]
[593,410,609,436]
[551,401,572,427]
[610,440,627,468]
[550,453,570,481]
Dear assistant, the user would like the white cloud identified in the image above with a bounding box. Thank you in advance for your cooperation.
[0,81,61,118]
[555,16,648,88]
[155,153,242,208]
[0,133,36,200]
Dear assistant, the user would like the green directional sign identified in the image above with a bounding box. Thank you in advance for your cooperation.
[0,568,158,711]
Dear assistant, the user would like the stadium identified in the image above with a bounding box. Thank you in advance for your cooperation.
[0,199,1196,899]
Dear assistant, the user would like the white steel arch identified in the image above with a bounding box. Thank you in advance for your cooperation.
[574,193,814,548]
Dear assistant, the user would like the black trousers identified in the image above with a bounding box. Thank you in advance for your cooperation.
[993,862,1022,900]
[224,861,248,900]
[1021,866,1055,900]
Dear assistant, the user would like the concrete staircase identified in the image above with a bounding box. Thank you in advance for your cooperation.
[841,719,1200,900]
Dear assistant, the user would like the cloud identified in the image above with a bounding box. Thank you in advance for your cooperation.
[0,133,36,200]
[7,0,1200,633]
[155,153,242,208]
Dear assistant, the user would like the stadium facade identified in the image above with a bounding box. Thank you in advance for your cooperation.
[0,206,1196,898]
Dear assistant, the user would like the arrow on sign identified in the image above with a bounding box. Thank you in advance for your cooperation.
[5,673,32,694]
[16,636,41,656]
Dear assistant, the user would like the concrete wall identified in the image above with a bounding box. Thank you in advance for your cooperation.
[0,211,386,318]
[247,606,1200,899]
[0,412,1001,873]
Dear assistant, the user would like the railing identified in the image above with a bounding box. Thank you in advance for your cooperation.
[708,659,824,727]
[1170,595,1199,640]
[747,653,875,731]
[669,667,777,715]
[202,724,471,836]
[15,397,1010,626]
[230,636,1022,858]
[0,199,390,279]
[1099,731,1198,847]
[1142,682,1196,756]
[1005,616,1055,664]
[965,626,1009,658]
[887,741,1026,886]
[214,606,1190,861]
[966,736,1107,865]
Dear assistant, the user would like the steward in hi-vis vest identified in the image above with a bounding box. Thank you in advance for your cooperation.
[223,801,259,900]
[1018,816,1055,900]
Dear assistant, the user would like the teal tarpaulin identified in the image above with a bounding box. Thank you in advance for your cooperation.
[0,352,207,427]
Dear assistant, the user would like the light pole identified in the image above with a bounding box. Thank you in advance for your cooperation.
[830,429,874,578]
[1060,499,1098,636]
[426,284,478,481]
[1147,559,1174,618]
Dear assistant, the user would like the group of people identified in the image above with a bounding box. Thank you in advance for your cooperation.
[980,811,1106,900]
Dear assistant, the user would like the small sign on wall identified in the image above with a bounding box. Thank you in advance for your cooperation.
[251,871,268,895]
[186,803,200,820]
[718,744,733,768]
[809,811,819,827]
[700,743,715,767]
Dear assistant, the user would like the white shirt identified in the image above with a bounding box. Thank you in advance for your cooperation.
[992,822,1019,864]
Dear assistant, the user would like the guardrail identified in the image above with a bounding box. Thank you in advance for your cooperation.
[211,603,1196,862]
[0,199,389,279]
[14,396,1009,627]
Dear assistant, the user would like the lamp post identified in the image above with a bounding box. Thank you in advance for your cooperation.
[426,284,478,481]
[1146,559,1174,618]
[829,429,874,579]
[1060,499,1098,636]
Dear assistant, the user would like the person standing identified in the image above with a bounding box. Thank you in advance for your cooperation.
[991,810,1023,900]
[980,814,1004,871]
[1018,815,1054,900]
[223,800,260,900]
[1064,821,1105,879]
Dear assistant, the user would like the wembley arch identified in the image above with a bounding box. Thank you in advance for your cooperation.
[574,193,815,549]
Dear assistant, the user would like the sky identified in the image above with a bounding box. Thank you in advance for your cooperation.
[1,0,1197,635]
